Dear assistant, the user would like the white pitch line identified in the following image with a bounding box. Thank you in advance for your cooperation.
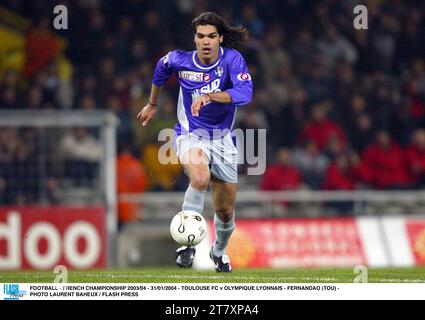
[2,273,425,283]
[372,279,425,283]
[140,274,340,282]
[48,273,339,282]
[1,273,337,282]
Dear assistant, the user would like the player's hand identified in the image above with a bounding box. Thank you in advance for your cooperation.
[137,103,157,126]
[191,94,211,117]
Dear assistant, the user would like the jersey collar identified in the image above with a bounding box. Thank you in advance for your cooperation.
[192,47,224,70]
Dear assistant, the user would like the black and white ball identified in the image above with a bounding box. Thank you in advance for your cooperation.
[170,210,207,246]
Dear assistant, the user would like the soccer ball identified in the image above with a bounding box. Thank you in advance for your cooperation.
[170,210,207,246]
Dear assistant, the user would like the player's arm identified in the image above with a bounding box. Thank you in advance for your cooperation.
[191,52,253,116]
[137,52,173,126]
[226,52,253,106]
[191,91,231,116]
[137,84,162,126]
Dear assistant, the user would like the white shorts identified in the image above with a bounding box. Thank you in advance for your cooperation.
[174,132,238,184]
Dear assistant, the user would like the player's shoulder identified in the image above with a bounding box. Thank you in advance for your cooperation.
[222,47,245,62]
[168,50,192,62]
[170,49,192,57]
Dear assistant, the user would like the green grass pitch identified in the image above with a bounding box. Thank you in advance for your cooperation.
[1,267,424,283]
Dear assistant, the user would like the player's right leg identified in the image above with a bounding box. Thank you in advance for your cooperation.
[209,176,236,272]
[175,147,210,268]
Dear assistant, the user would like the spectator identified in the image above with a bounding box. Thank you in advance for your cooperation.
[260,147,302,192]
[290,29,318,76]
[348,113,376,153]
[353,28,376,74]
[0,87,18,109]
[141,142,185,192]
[126,38,148,70]
[77,74,101,103]
[362,130,409,189]
[237,3,264,39]
[116,145,147,227]
[24,16,61,79]
[302,61,330,102]
[370,12,400,72]
[26,86,44,110]
[13,143,39,204]
[236,102,269,174]
[275,84,308,147]
[292,140,329,189]
[0,128,39,204]
[107,76,130,110]
[142,10,164,53]
[323,154,356,191]
[79,94,98,111]
[0,176,6,203]
[259,25,293,107]
[58,128,102,184]
[333,60,358,104]
[299,103,347,152]
[406,129,425,187]
[322,154,357,214]
[346,151,372,189]
[369,79,396,133]
[97,56,116,102]
[317,25,358,74]
[0,128,18,203]
[106,95,132,142]
[258,24,290,86]
[405,78,425,130]
[341,94,368,133]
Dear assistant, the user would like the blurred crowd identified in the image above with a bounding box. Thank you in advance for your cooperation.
[1,0,425,210]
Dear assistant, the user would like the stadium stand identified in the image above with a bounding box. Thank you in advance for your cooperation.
[0,0,424,207]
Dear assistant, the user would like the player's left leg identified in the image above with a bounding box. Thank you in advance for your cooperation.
[207,132,238,272]
[209,176,237,272]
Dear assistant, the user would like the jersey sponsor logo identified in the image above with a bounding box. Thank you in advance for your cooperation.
[203,74,211,82]
[215,66,223,77]
[178,71,205,82]
[237,73,251,81]
[192,79,222,101]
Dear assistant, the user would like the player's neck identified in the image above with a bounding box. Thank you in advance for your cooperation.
[198,51,219,66]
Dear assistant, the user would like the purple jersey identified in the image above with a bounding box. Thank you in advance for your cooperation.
[152,47,253,138]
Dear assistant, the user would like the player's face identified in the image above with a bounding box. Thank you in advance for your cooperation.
[194,25,223,64]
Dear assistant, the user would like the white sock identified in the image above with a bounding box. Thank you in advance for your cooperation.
[213,213,235,257]
[182,184,206,214]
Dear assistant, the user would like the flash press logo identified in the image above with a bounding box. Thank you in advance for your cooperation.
[3,284,27,300]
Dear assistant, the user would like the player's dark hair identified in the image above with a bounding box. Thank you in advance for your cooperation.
[192,12,248,50]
